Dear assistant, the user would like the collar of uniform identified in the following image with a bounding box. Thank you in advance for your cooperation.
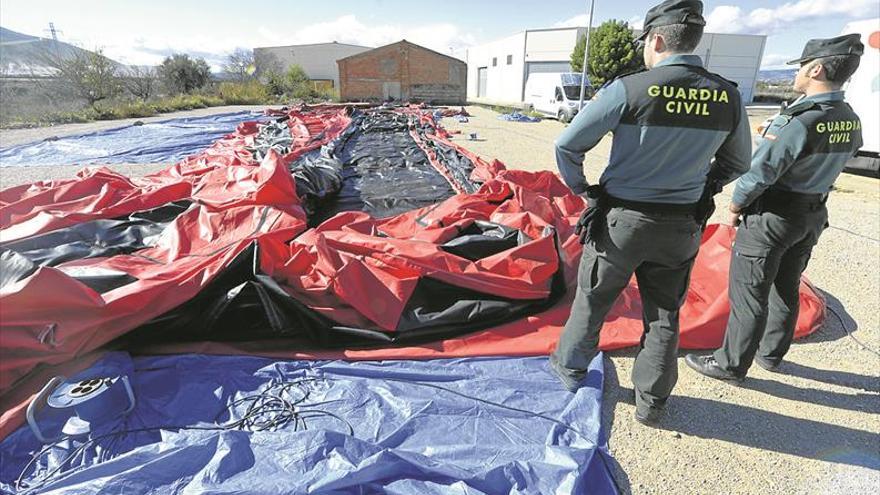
[801,91,845,103]
[653,54,704,68]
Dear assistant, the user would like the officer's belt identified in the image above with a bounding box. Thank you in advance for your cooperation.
[761,188,828,206]
[759,189,828,212]
[605,195,698,215]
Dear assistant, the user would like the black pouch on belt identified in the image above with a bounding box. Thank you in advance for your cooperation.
[694,179,723,231]
[743,195,764,221]
[574,184,606,245]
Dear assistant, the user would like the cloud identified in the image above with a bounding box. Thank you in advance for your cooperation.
[553,14,642,29]
[705,0,879,35]
[760,53,797,68]
[101,14,477,70]
[553,14,589,28]
[288,15,476,54]
[627,16,644,30]
[556,0,876,37]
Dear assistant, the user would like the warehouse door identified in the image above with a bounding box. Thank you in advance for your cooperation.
[383,82,401,101]
[477,67,487,97]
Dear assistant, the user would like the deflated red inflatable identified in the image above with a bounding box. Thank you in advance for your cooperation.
[0,104,825,438]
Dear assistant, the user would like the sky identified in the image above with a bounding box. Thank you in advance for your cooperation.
[1,0,877,70]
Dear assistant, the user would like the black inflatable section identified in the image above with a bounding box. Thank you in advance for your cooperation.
[285,109,479,226]
[439,221,529,261]
[0,249,38,290]
[0,201,191,292]
[119,242,332,345]
[122,221,563,349]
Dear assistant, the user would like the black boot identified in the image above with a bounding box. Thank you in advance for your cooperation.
[634,405,665,427]
[633,389,665,427]
[549,353,582,393]
[685,354,744,383]
[755,356,781,372]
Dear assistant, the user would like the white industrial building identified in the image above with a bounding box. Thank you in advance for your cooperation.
[254,42,372,89]
[461,27,766,104]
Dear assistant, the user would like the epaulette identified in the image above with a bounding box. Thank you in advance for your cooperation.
[781,99,819,117]
[682,65,738,88]
[718,75,738,88]
[598,68,648,90]
[762,99,818,132]
[612,68,647,83]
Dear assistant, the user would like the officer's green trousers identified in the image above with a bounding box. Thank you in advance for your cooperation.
[714,205,827,375]
[553,207,701,410]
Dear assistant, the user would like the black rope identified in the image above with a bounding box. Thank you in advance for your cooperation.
[382,376,592,441]
[827,304,880,358]
[16,378,352,493]
[826,225,880,243]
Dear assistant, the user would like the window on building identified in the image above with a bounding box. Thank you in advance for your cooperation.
[506,55,513,65]
[492,57,497,67]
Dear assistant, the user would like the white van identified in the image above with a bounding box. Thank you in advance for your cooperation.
[524,73,593,123]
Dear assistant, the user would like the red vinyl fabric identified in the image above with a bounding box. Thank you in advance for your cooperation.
[0,104,825,439]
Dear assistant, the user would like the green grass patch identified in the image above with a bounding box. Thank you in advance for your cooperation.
[218,81,271,105]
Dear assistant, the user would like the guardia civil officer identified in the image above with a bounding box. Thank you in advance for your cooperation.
[686,35,864,381]
[549,0,752,427]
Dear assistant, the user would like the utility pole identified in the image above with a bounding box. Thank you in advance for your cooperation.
[577,0,596,110]
[45,22,63,56]
[47,22,59,42]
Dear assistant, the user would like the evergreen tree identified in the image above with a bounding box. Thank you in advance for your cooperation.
[571,20,645,87]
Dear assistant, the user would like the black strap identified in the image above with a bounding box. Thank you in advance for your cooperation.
[764,188,827,204]
[605,195,698,214]
[755,189,828,214]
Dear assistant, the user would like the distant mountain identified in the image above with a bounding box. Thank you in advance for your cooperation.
[758,69,797,84]
[0,26,123,76]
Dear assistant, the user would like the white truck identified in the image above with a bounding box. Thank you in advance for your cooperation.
[523,72,593,123]
[842,19,879,175]
[754,19,878,175]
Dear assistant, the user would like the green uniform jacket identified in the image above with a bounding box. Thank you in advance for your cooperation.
[733,91,863,207]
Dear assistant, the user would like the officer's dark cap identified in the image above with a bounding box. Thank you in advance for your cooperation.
[636,0,706,41]
[787,34,864,65]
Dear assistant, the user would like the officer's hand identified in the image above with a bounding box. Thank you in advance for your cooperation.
[725,204,743,227]
[727,211,742,227]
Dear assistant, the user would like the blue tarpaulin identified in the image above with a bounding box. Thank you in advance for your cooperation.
[497,112,541,123]
[0,111,265,167]
[1,352,617,494]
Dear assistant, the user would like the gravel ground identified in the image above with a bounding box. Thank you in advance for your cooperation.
[1,104,877,494]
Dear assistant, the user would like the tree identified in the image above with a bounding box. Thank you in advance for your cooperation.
[263,64,313,97]
[254,51,282,80]
[158,54,211,94]
[223,48,255,82]
[571,20,645,87]
[38,47,121,108]
[285,64,309,87]
[121,65,158,101]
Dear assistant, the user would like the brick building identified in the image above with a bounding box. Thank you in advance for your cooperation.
[337,40,466,104]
